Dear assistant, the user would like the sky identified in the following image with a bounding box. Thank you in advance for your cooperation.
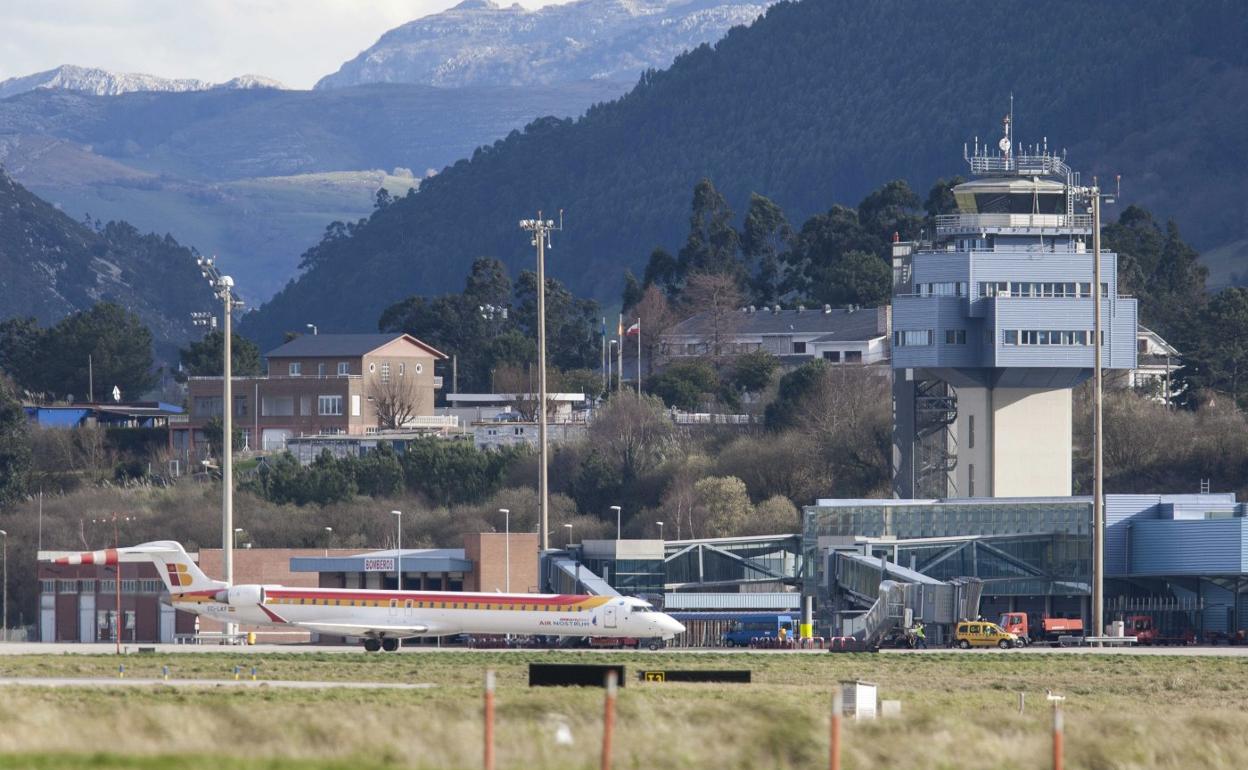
[0,0,572,89]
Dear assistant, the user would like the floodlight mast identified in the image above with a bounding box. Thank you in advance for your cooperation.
[519,212,562,556]
[196,255,244,643]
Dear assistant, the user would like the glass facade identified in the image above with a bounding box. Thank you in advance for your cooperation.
[803,501,1091,598]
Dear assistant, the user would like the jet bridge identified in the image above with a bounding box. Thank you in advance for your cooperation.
[832,550,982,647]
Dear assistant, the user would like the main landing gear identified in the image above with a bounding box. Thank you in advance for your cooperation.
[363,637,402,653]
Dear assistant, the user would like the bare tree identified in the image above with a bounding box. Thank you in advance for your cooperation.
[683,271,743,360]
[630,284,679,375]
[367,371,427,429]
[792,366,892,496]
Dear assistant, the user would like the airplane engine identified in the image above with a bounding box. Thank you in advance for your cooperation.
[220,585,264,606]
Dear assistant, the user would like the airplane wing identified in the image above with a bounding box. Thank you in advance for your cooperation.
[288,621,433,638]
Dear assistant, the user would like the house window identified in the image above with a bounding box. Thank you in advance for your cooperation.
[893,330,933,347]
[968,415,975,449]
[968,464,975,497]
[368,363,376,373]
[415,363,423,374]
[822,351,841,362]
[318,362,326,377]
[380,363,390,383]
[944,330,967,345]
[351,395,361,417]
[338,362,349,375]
[845,351,862,363]
[289,362,301,376]
[300,396,312,416]
[261,396,294,417]
[318,396,343,416]
[398,363,405,376]
[193,396,223,417]
[793,341,807,354]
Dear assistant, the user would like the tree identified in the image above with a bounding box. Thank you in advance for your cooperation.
[682,272,743,359]
[765,360,829,431]
[647,359,720,411]
[463,257,512,308]
[352,443,405,497]
[366,370,427,429]
[745,495,799,536]
[677,179,742,281]
[202,416,245,461]
[1175,287,1248,408]
[587,394,675,486]
[856,179,922,245]
[729,350,779,393]
[0,376,30,509]
[0,317,43,391]
[401,438,525,506]
[741,193,793,305]
[690,476,752,538]
[924,176,965,219]
[631,285,678,376]
[791,364,892,496]
[621,270,644,310]
[177,331,262,379]
[823,250,891,307]
[514,270,600,370]
[28,303,156,401]
[643,248,680,293]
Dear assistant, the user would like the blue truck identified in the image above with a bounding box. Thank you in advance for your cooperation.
[721,614,795,647]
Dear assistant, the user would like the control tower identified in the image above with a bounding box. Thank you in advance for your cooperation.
[891,115,1136,498]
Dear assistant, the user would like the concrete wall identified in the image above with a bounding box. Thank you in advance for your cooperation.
[991,387,1071,496]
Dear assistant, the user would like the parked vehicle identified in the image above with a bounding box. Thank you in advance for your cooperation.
[998,612,1083,646]
[1128,615,1195,646]
[721,614,795,647]
[954,620,1019,649]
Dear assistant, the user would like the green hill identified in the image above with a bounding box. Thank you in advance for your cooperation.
[243,0,1248,347]
[0,166,213,359]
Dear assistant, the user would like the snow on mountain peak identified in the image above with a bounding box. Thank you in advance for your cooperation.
[0,65,287,100]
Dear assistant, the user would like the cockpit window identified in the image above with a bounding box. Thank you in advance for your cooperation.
[632,604,654,613]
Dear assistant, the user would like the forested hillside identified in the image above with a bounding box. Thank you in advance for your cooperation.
[243,0,1248,346]
[0,166,212,357]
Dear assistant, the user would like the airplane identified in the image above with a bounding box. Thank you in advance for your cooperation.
[53,541,685,652]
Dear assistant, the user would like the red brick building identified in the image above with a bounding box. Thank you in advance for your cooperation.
[174,333,447,460]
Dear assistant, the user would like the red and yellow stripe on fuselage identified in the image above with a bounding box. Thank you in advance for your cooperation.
[262,589,612,613]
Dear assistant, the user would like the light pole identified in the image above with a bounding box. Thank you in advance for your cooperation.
[323,526,333,557]
[197,255,243,642]
[610,505,622,541]
[391,511,403,591]
[563,523,576,594]
[520,213,562,555]
[499,509,511,593]
[656,521,664,541]
[0,529,7,643]
[306,323,318,335]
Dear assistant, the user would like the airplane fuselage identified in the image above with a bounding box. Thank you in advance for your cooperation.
[175,585,681,642]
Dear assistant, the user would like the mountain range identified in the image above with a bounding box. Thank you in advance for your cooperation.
[0,167,213,358]
[241,0,1248,348]
[316,0,775,89]
[0,65,285,99]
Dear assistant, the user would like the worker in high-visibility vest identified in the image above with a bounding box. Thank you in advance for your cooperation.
[914,622,928,649]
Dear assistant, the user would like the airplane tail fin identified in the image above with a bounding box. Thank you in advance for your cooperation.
[52,541,227,596]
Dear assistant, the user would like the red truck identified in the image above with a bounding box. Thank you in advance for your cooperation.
[998,613,1084,646]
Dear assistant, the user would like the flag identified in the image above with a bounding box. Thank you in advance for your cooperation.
[625,319,641,336]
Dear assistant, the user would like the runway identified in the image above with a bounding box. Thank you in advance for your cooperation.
[0,675,435,690]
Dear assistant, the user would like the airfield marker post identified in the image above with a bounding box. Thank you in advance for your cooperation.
[484,670,496,770]
[601,669,618,770]
[830,687,843,770]
[1052,701,1064,770]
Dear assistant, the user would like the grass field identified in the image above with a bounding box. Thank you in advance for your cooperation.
[1,651,1246,769]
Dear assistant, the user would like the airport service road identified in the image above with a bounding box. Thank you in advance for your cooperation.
[0,676,435,690]
[8,641,1248,657]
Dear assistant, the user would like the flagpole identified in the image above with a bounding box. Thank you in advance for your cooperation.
[601,317,607,397]
[617,314,624,393]
[636,318,641,396]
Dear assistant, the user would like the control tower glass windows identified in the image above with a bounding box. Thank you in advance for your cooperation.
[979,282,1108,299]
[1004,330,1094,346]
[894,330,934,347]
[972,192,1064,215]
[915,282,967,297]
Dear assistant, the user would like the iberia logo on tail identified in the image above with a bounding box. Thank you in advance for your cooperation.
[166,563,194,588]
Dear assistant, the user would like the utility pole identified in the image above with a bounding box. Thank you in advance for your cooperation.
[196,256,242,643]
[0,529,7,643]
[1091,187,1104,645]
[520,212,562,554]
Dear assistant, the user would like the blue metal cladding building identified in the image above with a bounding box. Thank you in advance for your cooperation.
[891,118,1136,499]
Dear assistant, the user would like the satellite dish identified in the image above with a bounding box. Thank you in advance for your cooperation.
[998,137,1011,153]
[111,385,121,402]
